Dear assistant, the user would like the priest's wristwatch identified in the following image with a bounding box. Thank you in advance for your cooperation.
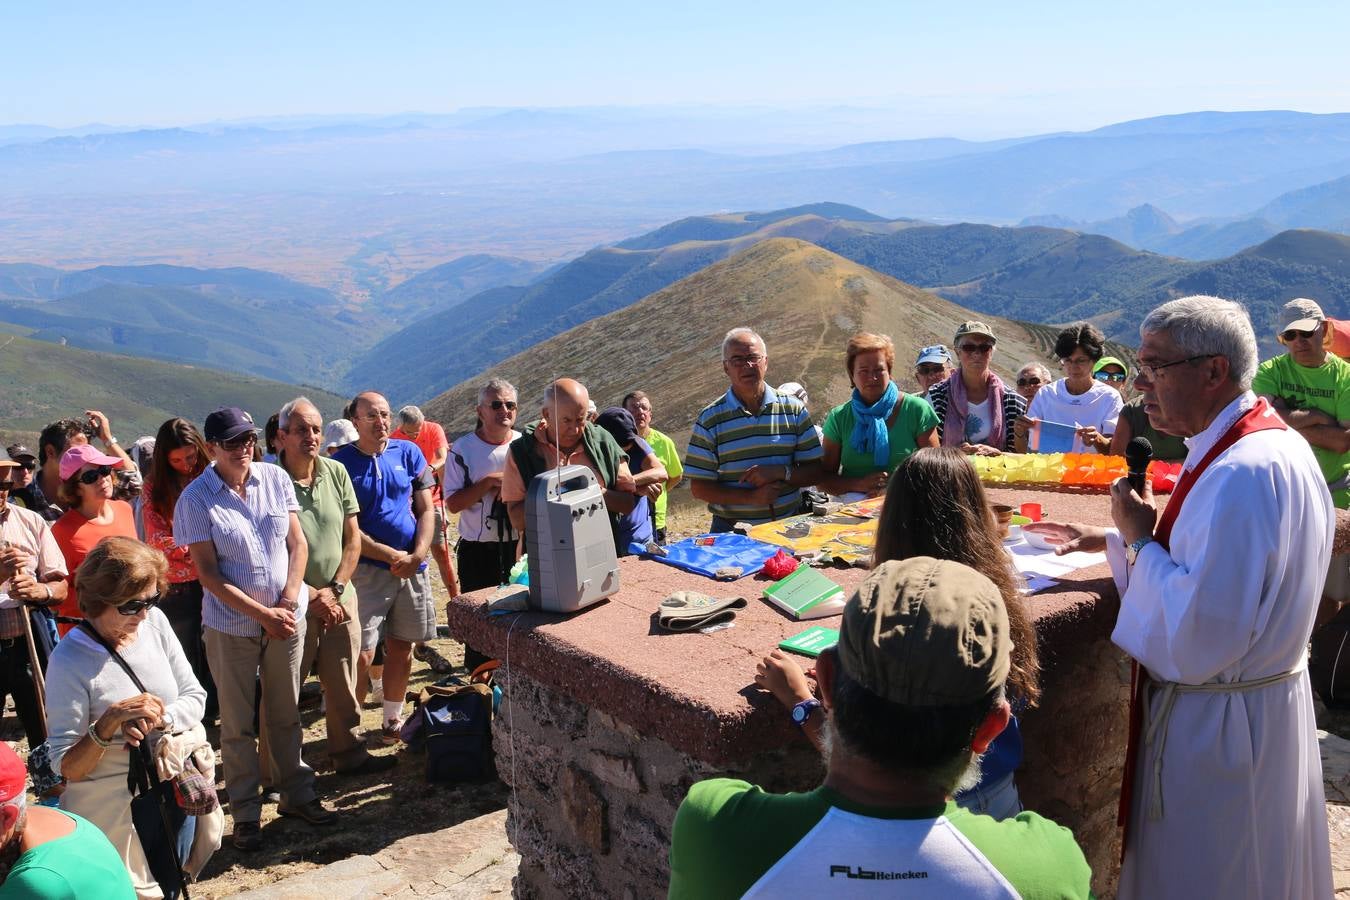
[791,698,822,728]
[1126,536,1154,566]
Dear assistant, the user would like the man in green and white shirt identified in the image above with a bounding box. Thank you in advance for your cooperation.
[1253,297,1350,620]
[669,558,1092,898]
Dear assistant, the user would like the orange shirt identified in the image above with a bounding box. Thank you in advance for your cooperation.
[49,500,138,634]
[391,422,449,504]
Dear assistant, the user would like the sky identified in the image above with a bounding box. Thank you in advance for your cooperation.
[6,0,1350,138]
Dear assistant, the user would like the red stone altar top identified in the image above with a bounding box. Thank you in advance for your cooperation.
[447,487,1123,766]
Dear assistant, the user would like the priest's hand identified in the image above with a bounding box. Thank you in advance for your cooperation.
[1110,475,1158,545]
[1022,521,1106,554]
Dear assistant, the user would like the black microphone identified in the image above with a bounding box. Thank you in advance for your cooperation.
[1125,436,1153,494]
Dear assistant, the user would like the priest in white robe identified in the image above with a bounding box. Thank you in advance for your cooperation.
[1026,295,1333,899]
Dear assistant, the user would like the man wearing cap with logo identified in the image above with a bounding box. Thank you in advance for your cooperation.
[1027,296,1333,898]
[685,328,824,531]
[0,740,134,898]
[0,457,66,748]
[594,406,667,554]
[1253,297,1350,623]
[669,557,1091,898]
[333,391,438,744]
[175,406,336,850]
[914,344,954,395]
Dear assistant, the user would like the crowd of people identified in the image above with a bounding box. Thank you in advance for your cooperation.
[0,293,1344,897]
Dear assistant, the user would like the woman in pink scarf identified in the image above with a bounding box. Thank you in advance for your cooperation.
[928,321,1026,455]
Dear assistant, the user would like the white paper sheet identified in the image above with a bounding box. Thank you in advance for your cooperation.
[1005,541,1107,579]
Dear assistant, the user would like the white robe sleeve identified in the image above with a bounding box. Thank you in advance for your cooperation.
[1111,461,1282,684]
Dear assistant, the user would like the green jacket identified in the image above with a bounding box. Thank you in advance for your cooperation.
[508,421,627,551]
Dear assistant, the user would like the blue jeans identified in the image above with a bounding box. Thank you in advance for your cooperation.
[955,772,1022,820]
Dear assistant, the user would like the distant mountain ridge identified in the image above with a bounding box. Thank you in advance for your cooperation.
[421,238,1056,441]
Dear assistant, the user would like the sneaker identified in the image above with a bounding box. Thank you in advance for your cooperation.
[337,754,398,777]
[232,821,262,851]
[379,718,404,746]
[277,798,338,827]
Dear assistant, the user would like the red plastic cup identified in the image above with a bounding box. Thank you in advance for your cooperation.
[1020,502,1043,522]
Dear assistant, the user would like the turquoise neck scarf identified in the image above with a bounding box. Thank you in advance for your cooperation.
[849,380,899,468]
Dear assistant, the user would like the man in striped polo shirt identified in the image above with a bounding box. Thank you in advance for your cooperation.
[685,328,824,532]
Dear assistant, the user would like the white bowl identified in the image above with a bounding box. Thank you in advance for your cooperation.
[1022,529,1061,551]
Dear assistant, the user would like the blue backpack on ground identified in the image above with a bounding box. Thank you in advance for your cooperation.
[402,662,499,783]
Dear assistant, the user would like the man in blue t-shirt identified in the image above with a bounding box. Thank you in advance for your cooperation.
[333,391,437,744]
[669,558,1092,898]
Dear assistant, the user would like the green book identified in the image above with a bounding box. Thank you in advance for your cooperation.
[779,625,840,658]
[761,565,846,620]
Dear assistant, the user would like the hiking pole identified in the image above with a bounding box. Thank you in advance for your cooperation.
[20,603,47,736]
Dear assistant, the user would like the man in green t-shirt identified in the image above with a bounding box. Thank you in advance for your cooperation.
[278,397,396,778]
[668,558,1092,899]
[624,391,684,542]
[0,742,134,899]
[1253,297,1350,621]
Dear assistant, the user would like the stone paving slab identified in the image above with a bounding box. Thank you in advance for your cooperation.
[230,809,516,899]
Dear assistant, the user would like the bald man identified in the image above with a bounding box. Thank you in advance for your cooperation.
[500,379,636,553]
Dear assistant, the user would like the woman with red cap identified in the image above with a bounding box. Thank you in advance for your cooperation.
[0,741,134,897]
[49,445,137,635]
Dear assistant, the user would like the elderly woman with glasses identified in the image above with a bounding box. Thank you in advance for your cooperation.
[50,445,139,635]
[45,536,207,899]
[1014,322,1124,455]
[926,321,1027,455]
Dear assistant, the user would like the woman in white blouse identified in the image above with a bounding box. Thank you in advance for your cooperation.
[45,536,206,899]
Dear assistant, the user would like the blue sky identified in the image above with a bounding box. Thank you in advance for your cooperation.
[6,1,1350,136]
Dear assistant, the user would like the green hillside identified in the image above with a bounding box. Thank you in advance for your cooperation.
[0,332,345,448]
[0,281,368,388]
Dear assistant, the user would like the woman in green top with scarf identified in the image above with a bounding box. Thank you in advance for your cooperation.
[819,332,940,500]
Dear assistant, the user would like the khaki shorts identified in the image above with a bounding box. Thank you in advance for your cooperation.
[352,562,437,650]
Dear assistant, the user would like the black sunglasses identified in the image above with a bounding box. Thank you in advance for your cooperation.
[958,342,994,354]
[14,461,35,472]
[1094,371,1128,383]
[1016,377,1043,387]
[219,433,257,451]
[489,400,518,411]
[78,465,113,485]
[1281,328,1318,342]
[118,593,162,616]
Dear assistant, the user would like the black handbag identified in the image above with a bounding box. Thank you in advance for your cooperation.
[79,622,191,899]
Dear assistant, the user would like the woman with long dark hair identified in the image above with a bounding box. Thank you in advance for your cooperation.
[141,418,215,717]
[757,447,1040,819]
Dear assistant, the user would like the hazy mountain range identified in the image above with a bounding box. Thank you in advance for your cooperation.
[5,109,1350,299]
[4,201,1347,406]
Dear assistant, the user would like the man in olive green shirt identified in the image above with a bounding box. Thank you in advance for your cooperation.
[278,398,395,776]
